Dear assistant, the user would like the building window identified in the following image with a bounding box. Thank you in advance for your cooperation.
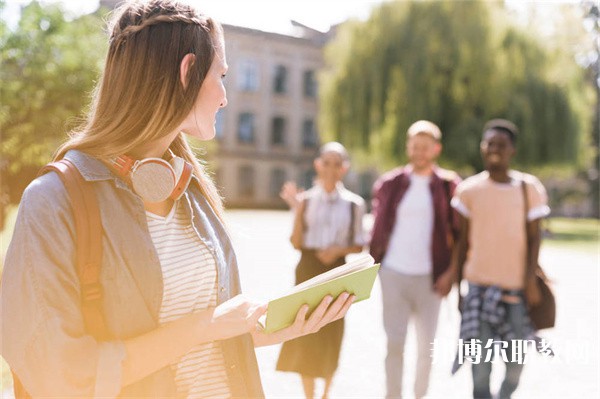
[302,118,318,148]
[273,65,288,94]
[237,112,255,143]
[303,70,317,98]
[237,59,259,91]
[215,109,225,140]
[238,165,255,198]
[270,168,286,199]
[271,116,286,146]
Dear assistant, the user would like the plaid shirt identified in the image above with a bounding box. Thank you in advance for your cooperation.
[452,283,553,374]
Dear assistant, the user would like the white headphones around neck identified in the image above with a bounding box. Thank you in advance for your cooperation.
[110,151,193,203]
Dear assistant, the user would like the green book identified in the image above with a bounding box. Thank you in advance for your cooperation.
[262,254,380,333]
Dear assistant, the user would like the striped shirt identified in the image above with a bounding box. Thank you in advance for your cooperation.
[302,183,368,249]
[146,200,230,399]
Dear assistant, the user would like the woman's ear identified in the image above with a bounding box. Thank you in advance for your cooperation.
[179,53,196,89]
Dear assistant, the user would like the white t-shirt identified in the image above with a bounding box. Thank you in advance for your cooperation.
[382,174,434,275]
[146,200,230,399]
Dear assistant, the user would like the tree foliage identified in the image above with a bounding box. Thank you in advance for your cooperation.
[320,0,591,172]
[0,1,107,205]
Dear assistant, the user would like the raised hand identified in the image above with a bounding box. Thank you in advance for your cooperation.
[280,181,303,209]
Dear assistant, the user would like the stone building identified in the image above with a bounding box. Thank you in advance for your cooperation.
[213,23,325,208]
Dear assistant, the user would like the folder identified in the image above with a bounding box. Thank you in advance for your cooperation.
[262,254,380,333]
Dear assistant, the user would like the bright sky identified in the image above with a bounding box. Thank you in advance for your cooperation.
[2,0,385,33]
[1,0,583,34]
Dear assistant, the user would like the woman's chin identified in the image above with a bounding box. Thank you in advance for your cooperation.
[182,127,216,141]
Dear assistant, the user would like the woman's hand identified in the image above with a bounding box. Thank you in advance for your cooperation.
[252,292,355,347]
[280,181,303,210]
[210,295,268,341]
[316,246,343,266]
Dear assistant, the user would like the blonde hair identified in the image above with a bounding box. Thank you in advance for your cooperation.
[55,0,224,218]
[407,120,442,142]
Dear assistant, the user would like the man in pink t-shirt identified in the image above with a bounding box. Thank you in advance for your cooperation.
[450,119,550,398]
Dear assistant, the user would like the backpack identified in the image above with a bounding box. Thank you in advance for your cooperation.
[12,159,108,398]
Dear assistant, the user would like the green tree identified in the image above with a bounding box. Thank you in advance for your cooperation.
[0,1,106,215]
[581,0,599,217]
[320,0,591,173]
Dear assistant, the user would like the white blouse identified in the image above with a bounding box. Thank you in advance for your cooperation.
[301,183,367,249]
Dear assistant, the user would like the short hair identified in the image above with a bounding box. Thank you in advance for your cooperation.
[483,119,518,145]
[319,141,349,163]
[407,120,442,141]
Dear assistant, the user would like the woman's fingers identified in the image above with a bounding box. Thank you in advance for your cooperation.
[318,292,350,325]
[303,295,333,333]
[307,292,355,332]
[332,294,355,321]
[248,303,268,327]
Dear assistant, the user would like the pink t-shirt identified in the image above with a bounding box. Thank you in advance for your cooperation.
[451,171,550,289]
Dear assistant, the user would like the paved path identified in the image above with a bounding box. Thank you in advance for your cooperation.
[226,210,599,399]
[2,209,597,398]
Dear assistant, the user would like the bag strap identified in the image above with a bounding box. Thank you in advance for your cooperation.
[348,201,356,247]
[13,160,109,398]
[38,159,109,339]
[521,179,548,282]
[521,179,529,226]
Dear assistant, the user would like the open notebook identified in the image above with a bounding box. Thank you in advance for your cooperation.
[261,254,380,333]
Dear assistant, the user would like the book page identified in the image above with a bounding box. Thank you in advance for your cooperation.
[286,253,374,294]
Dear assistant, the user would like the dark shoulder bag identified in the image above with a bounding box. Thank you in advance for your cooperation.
[522,180,556,330]
[12,159,108,398]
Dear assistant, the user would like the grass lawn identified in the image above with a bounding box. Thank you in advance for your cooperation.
[543,217,600,254]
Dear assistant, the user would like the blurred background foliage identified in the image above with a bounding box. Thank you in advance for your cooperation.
[0,0,598,225]
[0,0,107,215]
[320,0,596,173]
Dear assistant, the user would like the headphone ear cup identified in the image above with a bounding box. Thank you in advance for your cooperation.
[131,159,176,203]
[169,156,193,200]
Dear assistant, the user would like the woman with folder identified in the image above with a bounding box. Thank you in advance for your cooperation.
[276,142,367,399]
[0,2,355,397]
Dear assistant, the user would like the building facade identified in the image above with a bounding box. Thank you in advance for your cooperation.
[213,24,324,208]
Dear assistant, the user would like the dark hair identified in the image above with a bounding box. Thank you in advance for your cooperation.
[483,119,518,145]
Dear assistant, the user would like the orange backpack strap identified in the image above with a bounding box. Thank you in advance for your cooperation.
[38,159,109,339]
[12,372,29,399]
[13,160,108,398]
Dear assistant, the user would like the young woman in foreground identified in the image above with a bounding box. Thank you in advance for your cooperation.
[0,1,354,397]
